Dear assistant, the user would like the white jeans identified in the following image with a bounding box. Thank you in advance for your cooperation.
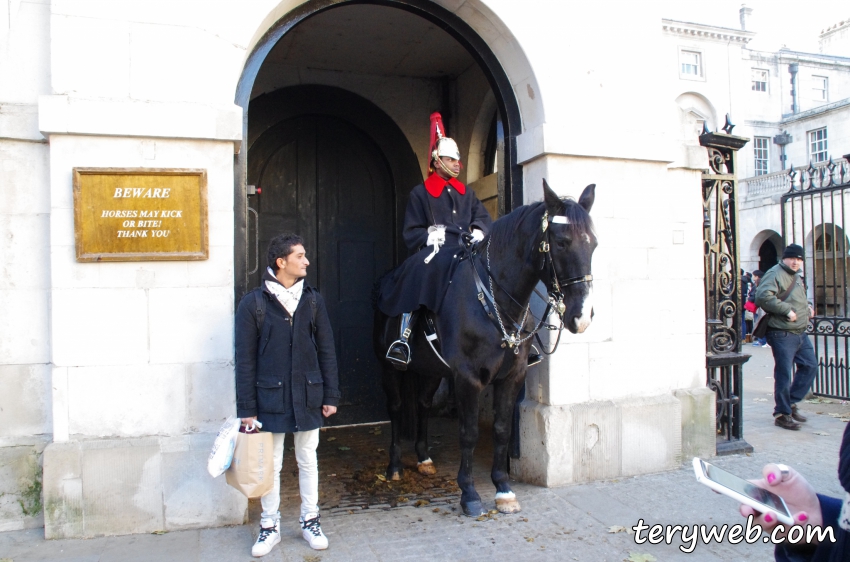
[260,429,320,527]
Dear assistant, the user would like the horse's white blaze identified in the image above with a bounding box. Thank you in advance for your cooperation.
[574,288,594,333]
[495,492,516,500]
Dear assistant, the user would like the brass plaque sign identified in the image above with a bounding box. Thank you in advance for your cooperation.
[73,168,208,262]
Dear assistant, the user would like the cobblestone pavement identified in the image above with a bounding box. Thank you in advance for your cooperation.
[3,344,849,561]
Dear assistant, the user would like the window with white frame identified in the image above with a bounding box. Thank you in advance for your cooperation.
[809,128,828,163]
[680,50,702,77]
[754,137,769,175]
[752,69,768,92]
[813,76,828,101]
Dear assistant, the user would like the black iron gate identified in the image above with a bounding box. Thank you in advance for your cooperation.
[781,154,850,400]
[700,124,753,455]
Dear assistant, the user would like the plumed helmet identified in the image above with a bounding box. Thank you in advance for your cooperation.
[434,137,461,160]
[429,112,461,166]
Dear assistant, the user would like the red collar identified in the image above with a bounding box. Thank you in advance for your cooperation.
[424,173,465,197]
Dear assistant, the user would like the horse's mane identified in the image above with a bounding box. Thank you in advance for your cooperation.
[489,197,594,243]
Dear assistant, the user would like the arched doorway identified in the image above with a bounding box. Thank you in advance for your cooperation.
[758,238,779,273]
[748,229,781,274]
[247,114,395,425]
[246,87,421,424]
[234,2,525,425]
[235,0,526,296]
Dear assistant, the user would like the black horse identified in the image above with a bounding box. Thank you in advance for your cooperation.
[373,180,597,516]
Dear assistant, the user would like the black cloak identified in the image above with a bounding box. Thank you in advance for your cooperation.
[377,175,492,317]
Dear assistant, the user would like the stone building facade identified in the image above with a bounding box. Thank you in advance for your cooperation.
[661,9,850,275]
[1,0,716,536]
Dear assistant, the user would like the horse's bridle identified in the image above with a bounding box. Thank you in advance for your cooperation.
[471,209,593,354]
[539,210,593,317]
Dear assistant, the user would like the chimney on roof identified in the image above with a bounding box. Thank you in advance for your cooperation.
[739,4,753,31]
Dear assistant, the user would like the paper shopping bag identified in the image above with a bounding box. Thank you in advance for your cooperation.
[224,430,275,498]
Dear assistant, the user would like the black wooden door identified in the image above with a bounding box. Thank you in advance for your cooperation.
[248,115,394,425]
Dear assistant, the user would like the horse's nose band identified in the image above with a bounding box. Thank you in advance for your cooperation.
[560,274,593,287]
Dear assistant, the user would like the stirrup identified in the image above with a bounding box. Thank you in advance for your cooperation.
[527,344,542,367]
[386,340,411,370]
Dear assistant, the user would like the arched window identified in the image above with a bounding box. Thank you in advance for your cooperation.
[814,231,845,256]
[813,225,850,316]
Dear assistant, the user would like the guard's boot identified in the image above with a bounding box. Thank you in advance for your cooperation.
[386,311,418,370]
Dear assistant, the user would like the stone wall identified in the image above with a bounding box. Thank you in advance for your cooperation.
[0,0,53,532]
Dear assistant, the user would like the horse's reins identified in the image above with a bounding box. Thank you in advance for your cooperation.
[471,209,593,354]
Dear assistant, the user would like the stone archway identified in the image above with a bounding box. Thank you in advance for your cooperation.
[232,1,543,427]
[233,0,543,301]
[749,229,782,273]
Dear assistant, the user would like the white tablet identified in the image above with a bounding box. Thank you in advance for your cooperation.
[693,457,794,526]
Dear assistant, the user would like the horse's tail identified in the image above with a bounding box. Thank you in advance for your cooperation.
[399,372,418,441]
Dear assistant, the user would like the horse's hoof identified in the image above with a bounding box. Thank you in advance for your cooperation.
[461,500,486,517]
[390,471,401,481]
[495,492,522,514]
[417,459,437,475]
[387,466,403,481]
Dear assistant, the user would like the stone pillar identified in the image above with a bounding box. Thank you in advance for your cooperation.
[510,152,715,486]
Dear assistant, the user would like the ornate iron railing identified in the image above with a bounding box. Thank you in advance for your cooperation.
[781,153,850,400]
[786,156,850,192]
[742,160,849,201]
[700,119,753,455]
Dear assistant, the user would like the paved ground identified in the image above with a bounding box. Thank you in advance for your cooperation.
[2,344,849,561]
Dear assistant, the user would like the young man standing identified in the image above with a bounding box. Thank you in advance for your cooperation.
[235,233,340,556]
[755,244,817,431]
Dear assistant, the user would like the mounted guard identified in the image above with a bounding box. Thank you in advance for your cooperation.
[378,112,493,369]
[374,175,597,517]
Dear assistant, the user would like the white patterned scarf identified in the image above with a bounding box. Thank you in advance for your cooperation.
[265,267,303,316]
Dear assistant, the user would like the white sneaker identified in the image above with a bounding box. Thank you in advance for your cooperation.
[300,513,329,550]
[251,522,280,557]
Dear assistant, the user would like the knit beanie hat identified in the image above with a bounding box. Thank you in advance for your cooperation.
[782,244,804,259]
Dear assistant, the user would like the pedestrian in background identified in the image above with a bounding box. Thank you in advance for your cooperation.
[755,244,817,431]
[235,233,341,556]
[749,269,768,347]
[741,270,753,342]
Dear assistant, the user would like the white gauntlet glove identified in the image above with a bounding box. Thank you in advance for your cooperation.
[426,226,446,248]
[471,228,484,243]
[424,225,446,264]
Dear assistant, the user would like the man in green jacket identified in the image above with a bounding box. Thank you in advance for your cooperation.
[755,244,817,431]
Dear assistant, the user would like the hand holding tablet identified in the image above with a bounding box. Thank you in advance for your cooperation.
[693,458,826,539]
[693,458,795,526]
